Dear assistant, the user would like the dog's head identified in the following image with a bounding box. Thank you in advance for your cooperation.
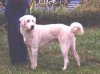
[19,15,36,31]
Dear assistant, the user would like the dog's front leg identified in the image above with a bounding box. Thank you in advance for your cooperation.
[71,40,80,66]
[30,48,38,70]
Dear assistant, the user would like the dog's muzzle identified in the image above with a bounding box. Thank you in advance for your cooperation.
[30,25,34,30]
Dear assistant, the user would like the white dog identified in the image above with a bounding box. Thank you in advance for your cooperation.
[19,15,84,70]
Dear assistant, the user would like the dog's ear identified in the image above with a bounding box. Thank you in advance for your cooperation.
[19,16,25,25]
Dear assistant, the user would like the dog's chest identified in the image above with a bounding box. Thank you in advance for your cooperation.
[24,32,34,44]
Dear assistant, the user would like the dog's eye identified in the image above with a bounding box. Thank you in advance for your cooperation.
[32,20,34,22]
[27,20,30,22]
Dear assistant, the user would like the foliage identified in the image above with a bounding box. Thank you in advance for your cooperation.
[29,0,100,26]
[80,0,100,8]
[0,0,3,2]
[32,6,100,27]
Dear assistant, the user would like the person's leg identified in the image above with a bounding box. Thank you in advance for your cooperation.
[7,22,28,64]
[5,8,28,64]
[15,10,28,64]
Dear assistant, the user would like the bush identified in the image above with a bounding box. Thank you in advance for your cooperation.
[32,6,100,27]
[0,6,100,27]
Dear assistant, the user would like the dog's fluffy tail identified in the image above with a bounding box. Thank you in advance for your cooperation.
[70,22,84,35]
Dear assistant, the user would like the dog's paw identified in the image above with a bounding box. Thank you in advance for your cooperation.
[62,67,67,71]
[31,65,37,70]
[77,62,80,67]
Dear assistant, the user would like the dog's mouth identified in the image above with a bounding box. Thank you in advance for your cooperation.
[30,25,34,30]
[26,25,34,32]
[23,25,34,32]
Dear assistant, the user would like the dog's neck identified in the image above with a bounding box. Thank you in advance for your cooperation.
[20,27,34,39]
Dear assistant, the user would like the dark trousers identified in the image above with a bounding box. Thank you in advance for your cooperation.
[5,7,28,64]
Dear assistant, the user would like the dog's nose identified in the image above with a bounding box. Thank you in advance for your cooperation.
[30,25,34,30]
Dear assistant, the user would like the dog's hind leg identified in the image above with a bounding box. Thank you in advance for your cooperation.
[71,40,80,66]
[59,43,70,70]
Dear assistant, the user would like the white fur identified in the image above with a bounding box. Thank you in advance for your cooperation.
[19,15,84,70]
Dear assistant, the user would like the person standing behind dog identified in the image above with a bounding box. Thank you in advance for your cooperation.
[4,0,30,65]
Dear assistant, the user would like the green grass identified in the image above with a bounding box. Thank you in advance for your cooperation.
[0,27,100,74]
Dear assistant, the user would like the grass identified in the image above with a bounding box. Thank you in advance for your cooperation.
[0,26,100,74]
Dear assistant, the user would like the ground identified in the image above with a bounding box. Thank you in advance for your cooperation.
[0,26,100,74]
